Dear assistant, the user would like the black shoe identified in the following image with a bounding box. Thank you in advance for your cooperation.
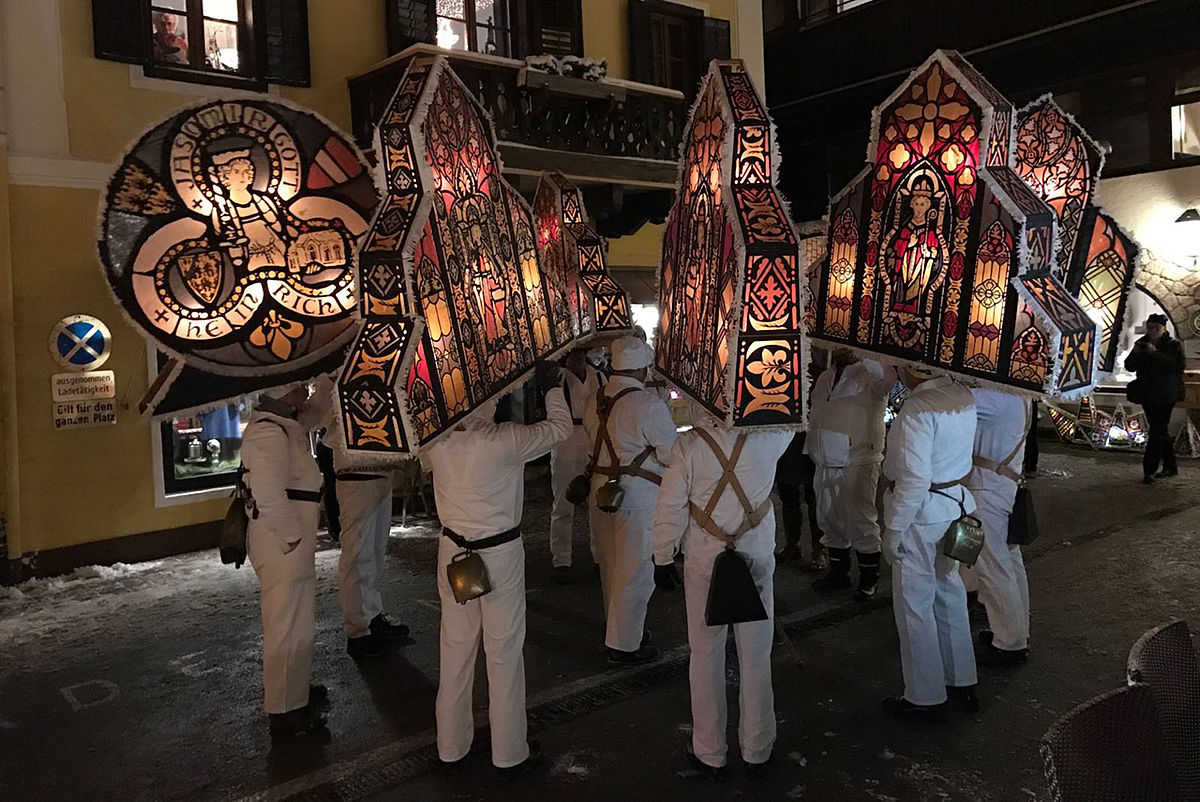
[811,571,852,592]
[607,645,659,666]
[744,754,772,777]
[641,629,653,648]
[268,703,327,736]
[553,566,573,585]
[881,697,947,722]
[684,745,726,781]
[347,633,395,660]
[854,583,878,602]
[369,614,410,641]
[1143,475,1156,485]
[308,683,330,712]
[776,543,803,562]
[976,634,1029,667]
[945,684,981,713]
[496,740,543,777]
[1154,469,1179,479]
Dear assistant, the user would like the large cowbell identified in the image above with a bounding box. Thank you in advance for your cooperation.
[810,50,1102,399]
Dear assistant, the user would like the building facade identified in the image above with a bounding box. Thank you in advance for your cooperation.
[0,0,765,580]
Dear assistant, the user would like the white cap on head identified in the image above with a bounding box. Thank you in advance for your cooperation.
[611,336,654,371]
[586,346,605,361]
[903,363,941,381]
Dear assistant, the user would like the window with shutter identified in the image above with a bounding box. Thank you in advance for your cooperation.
[629,0,723,98]
[527,0,582,57]
[92,0,310,89]
[434,0,515,57]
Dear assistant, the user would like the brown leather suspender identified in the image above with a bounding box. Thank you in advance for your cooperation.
[589,386,664,486]
[687,428,773,549]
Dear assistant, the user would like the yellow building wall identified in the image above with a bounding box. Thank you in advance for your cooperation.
[5,1,389,558]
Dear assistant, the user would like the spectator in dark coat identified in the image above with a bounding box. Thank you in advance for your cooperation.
[775,432,825,569]
[1125,314,1185,483]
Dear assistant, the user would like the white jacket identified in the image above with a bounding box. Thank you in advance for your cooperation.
[805,360,895,467]
[242,409,322,549]
[652,426,792,566]
[583,375,679,509]
[555,365,604,459]
[882,376,977,533]
[965,388,1028,507]
[421,387,572,539]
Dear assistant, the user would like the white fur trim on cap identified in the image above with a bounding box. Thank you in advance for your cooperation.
[611,336,653,371]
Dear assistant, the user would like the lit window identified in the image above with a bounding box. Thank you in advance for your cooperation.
[436,0,511,56]
[151,0,243,74]
[1172,101,1200,159]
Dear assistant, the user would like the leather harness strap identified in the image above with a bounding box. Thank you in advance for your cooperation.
[971,405,1030,484]
[589,386,664,486]
[562,378,583,426]
[688,428,772,550]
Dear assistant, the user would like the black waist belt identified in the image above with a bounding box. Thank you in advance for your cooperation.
[442,525,521,551]
[337,472,388,482]
[286,488,322,502]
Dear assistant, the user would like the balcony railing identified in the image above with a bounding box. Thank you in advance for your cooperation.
[348,44,686,165]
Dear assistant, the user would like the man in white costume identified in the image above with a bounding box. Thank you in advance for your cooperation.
[421,364,571,772]
[243,385,328,735]
[881,366,979,720]
[332,465,411,659]
[584,336,678,666]
[966,388,1031,665]
[548,347,605,582]
[806,349,896,600]
[652,411,791,777]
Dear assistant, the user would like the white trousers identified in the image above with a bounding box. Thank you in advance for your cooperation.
[249,501,320,714]
[685,549,776,768]
[815,462,882,553]
[591,504,655,651]
[889,520,978,705]
[435,535,529,768]
[548,441,591,568]
[972,488,1030,651]
[337,478,393,638]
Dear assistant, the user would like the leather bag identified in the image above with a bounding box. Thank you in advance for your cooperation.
[1007,485,1039,545]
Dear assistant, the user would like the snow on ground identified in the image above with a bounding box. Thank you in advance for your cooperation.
[0,519,443,665]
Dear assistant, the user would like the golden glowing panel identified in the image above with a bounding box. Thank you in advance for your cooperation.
[337,56,577,460]
[656,60,805,429]
[812,49,1098,397]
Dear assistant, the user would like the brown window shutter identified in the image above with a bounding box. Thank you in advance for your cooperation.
[700,16,730,65]
[627,0,654,84]
[256,0,310,86]
[385,0,435,56]
[93,0,149,64]
[527,0,583,56]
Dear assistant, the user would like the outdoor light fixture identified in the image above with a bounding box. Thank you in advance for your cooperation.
[97,100,378,416]
[336,56,578,460]
[655,60,806,429]
[810,50,1099,399]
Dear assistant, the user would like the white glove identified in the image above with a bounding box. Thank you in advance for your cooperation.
[882,528,904,565]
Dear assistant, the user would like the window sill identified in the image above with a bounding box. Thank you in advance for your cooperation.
[131,64,278,97]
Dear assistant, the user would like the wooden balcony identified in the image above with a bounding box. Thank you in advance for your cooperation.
[347,44,686,190]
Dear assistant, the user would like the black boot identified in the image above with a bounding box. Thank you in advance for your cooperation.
[855,550,881,601]
[811,547,852,592]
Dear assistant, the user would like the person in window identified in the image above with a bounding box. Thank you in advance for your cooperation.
[152,12,189,65]
[1125,313,1185,483]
